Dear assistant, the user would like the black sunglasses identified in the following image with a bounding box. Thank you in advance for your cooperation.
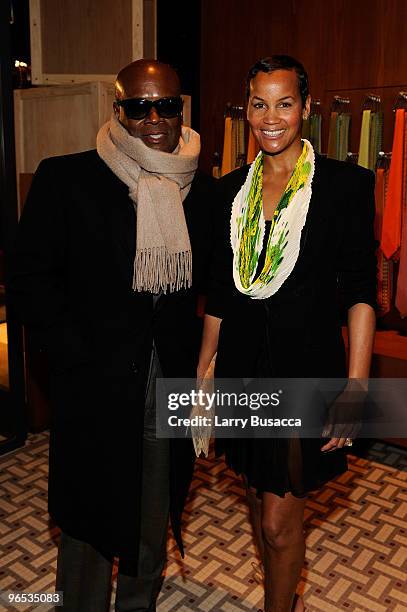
[116,96,183,120]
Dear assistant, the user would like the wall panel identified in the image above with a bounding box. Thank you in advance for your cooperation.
[200,0,407,173]
[40,0,132,75]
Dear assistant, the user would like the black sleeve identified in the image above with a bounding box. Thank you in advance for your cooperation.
[8,158,92,372]
[337,169,378,311]
[205,179,235,319]
[188,172,217,295]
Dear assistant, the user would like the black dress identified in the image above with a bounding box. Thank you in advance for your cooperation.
[206,154,377,497]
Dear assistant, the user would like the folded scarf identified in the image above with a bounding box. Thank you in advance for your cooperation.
[231,139,315,299]
[97,114,200,293]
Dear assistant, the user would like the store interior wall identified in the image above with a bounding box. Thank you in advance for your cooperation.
[2,0,407,439]
[199,0,407,174]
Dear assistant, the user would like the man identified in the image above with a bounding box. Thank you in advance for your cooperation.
[10,60,214,611]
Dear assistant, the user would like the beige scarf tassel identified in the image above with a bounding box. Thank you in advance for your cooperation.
[134,247,192,294]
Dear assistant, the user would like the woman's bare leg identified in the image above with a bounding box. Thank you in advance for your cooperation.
[262,491,306,612]
[245,478,306,611]
[244,477,265,562]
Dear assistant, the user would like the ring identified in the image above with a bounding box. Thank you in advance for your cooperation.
[344,438,353,447]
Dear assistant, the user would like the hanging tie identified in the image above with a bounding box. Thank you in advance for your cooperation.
[221,116,233,176]
[302,116,311,140]
[375,167,393,316]
[338,113,350,161]
[327,111,338,159]
[246,128,260,164]
[310,114,322,154]
[358,109,371,169]
[238,116,245,162]
[395,112,407,317]
[381,108,405,259]
[369,112,383,171]
[231,114,239,170]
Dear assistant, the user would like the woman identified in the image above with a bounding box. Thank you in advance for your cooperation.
[198,56,376,611]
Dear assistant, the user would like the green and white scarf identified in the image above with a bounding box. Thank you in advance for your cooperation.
[230,139,315,299]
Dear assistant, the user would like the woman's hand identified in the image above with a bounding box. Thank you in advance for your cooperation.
[321,436,350,452]
[320,378,368,452]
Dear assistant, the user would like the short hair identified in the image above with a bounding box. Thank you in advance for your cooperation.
[246,55,309,107]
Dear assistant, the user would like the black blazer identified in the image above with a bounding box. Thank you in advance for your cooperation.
[206,154,377,378]
[9,149,215,558]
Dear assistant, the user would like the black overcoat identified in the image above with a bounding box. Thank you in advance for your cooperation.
[9,150,215,559]
[206,154,377,495]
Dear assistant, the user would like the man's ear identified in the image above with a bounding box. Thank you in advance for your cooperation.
[113,101,120,118]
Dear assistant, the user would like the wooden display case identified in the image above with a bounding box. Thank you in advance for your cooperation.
[30,0,157,85]
[14,81,114,210]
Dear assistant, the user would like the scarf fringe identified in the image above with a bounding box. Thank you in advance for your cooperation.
[133,247,192,293]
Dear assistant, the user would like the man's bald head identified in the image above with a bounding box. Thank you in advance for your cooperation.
[115,59,181,100]
[113,59,182,153]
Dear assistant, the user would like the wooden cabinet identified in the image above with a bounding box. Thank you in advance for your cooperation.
[14,81,114,211]
[30,0,157,85]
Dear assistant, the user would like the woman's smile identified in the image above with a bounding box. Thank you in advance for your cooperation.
[260,128,286,139]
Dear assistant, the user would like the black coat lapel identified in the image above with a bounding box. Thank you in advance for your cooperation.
[91,156,136,288]
[98,158,136,259]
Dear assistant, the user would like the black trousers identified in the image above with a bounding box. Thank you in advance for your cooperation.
[55,345,170,612]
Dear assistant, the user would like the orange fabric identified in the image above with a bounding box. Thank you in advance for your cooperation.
[381,108,405,259]
[221,117,233,176]
[375,168,385,240]
[395,114,407,317]
[246,128,260,164]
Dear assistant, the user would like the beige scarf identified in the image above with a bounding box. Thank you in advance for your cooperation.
[96,114,200,293]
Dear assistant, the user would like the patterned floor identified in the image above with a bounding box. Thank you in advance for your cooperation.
[0,433,407,611]
[365,442,407,472]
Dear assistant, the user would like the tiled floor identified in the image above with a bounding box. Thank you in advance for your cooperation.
[0,433,407,611]
[365,441,407,471]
